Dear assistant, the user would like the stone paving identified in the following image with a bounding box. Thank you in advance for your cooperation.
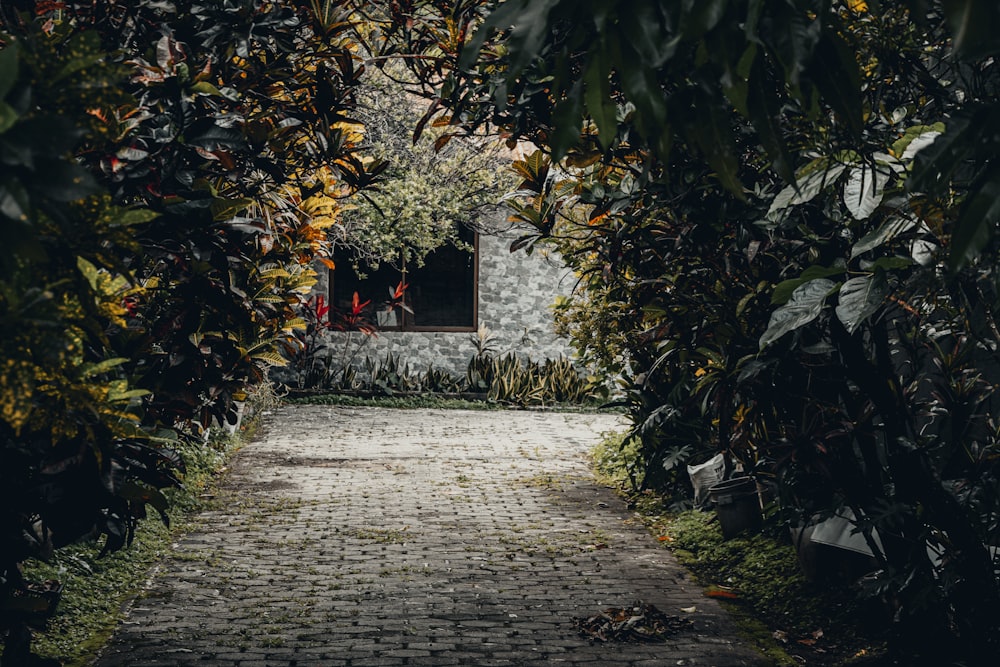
[95,406,765,666]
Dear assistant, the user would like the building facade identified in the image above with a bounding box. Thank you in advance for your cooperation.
[314,214,576,379]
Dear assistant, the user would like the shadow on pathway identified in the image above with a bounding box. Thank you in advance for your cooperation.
[95,406,766,666]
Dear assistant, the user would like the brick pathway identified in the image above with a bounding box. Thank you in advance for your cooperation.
[95,406,764,666]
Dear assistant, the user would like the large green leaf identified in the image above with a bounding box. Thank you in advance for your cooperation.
[551,80,584,161]
[771,263,846,305]
[584,47,617,150]
[850,215,917,258]
[111,208,160,227]
[766,160,846,221]
[908,113,980,194]
[891,123,945,161]
[0,101,16,134]
[943,0,1000,59]
[807,27,863,138]
[843,163,891,220]
[459,0,559,75]
[680,0,730,39]
[616,40,668,137]
[211,196,254,222]
[948,167,1000,270]
[190,125,248,152]
[690,90,744,197]
[746,50,794,183]
[0,44,18,100]
[621,0,677,67]
[760,278,837,349]
[835,272,888,334]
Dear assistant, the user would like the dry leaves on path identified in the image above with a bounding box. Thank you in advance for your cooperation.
[575,601,695,642]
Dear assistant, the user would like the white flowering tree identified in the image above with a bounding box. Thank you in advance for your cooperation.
[332,67,514,270]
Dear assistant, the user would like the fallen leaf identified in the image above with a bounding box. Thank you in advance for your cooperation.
[773,630,788,643]
[680,606,697,613]
[705,586,739,600]
[658,535,673,542]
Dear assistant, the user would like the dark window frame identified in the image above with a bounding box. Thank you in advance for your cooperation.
[330,231,479,333]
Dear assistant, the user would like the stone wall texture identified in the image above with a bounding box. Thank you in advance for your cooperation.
[314,217,576,379]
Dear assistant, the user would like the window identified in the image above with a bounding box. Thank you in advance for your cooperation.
[330,226,478,331]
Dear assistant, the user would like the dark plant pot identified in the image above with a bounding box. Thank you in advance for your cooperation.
[1,580,63,630]
[709,477,762,540]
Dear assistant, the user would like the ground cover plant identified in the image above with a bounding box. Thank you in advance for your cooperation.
[285,315,603,407]
[0,382,276,666]
[592,433,885,666]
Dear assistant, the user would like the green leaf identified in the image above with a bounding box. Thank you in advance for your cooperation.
[948,167,1000,270]
[771,263,846,305]
[0,44,18,100]
[211,197,254,222]
[720,41,755,118]
[118,482,169,513]
[584,48,617,150]
[616,41,668,136]
[622,0,678,67]
[112,208,160,227]
[835,272,888,334]
[109,387,151,402]
[767,160,846,221]
[680,0,730,39]
[908,113,980,194]
[0,101,17,134]
[891,123,945,160]
[746,50,794,183]
[843,164,890,220]
[190,125,248,152]
[807,27,863,138]
[461,0,559,76]
[252,351,289,367]
[690,91,744,197]
[943,0,1000,59]
[551,80,584,162]
[850,215,917,259]
[189,81,224,97]
[869,256,913,271]
[77,357,130,379]
[760,278,836,349]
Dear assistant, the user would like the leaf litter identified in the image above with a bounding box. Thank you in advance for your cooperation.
[574,601,695,642]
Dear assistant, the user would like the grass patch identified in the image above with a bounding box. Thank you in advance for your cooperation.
[6,387,278,667]
[284,392,503,410]
[16,522,174,665]
[590,432,887,666]
[283,391,613,412]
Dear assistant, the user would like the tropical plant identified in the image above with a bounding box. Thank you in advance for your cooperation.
[0,20,182,663]
[364,0,1000,662]
[283,280,410,390]
[1,1,384,661]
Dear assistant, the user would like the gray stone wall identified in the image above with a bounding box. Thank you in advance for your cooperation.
[313,217,576,379]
